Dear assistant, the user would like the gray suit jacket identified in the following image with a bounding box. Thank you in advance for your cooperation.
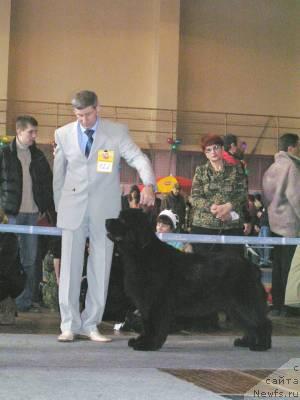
[53,119,155,230]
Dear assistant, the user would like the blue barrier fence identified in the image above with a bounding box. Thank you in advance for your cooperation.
[158,233,300,246]
[0,224,299,245]
[0,224,62,236]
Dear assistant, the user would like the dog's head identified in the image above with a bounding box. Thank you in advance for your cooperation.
[106,209,154,250]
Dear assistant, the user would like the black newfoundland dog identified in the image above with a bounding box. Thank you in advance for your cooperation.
[106,209,272,352]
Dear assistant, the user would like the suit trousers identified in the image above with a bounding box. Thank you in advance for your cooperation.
[59,213,114,333]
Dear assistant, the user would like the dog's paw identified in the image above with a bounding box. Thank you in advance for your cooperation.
[128,337,138,348]
[249,337,272,351]
[132,341,161,351]
[234,335,271,351]
[249,343,270,351]
[128,334,146,348]
[128,336,161,351]
[234,337,250,348]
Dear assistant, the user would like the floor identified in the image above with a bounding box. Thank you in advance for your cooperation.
[0,308,299,399]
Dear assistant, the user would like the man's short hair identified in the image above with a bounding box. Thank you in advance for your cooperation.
[279,133,299,151]
[71,90,98,109]
[16,115,38,131]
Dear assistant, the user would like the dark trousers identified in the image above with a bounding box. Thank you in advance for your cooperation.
[271,232,296,310]
[191,226,244,256]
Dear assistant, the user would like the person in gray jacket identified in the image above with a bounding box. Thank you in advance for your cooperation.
[263,133,300,316]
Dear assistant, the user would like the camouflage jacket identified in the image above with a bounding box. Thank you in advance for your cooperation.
[191,161,247,229]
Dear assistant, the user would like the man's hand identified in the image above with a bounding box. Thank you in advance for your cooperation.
[210,202,232,222]
[140,185,155,206]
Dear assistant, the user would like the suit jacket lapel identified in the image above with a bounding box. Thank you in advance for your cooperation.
[70,122,85,158]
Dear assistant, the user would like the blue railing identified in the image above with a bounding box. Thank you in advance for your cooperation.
[0,224,299,245]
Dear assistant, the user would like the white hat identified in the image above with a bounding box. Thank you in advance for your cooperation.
[158,209,179,229]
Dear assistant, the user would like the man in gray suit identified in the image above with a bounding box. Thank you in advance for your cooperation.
[53,90,156,342]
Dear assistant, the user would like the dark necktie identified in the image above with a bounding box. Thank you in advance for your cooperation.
[84,129,94,158]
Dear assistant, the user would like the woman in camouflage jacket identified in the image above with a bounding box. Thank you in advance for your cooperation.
[191,133,248,254]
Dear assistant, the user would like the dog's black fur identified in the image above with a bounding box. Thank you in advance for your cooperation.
[106,209,272,352]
